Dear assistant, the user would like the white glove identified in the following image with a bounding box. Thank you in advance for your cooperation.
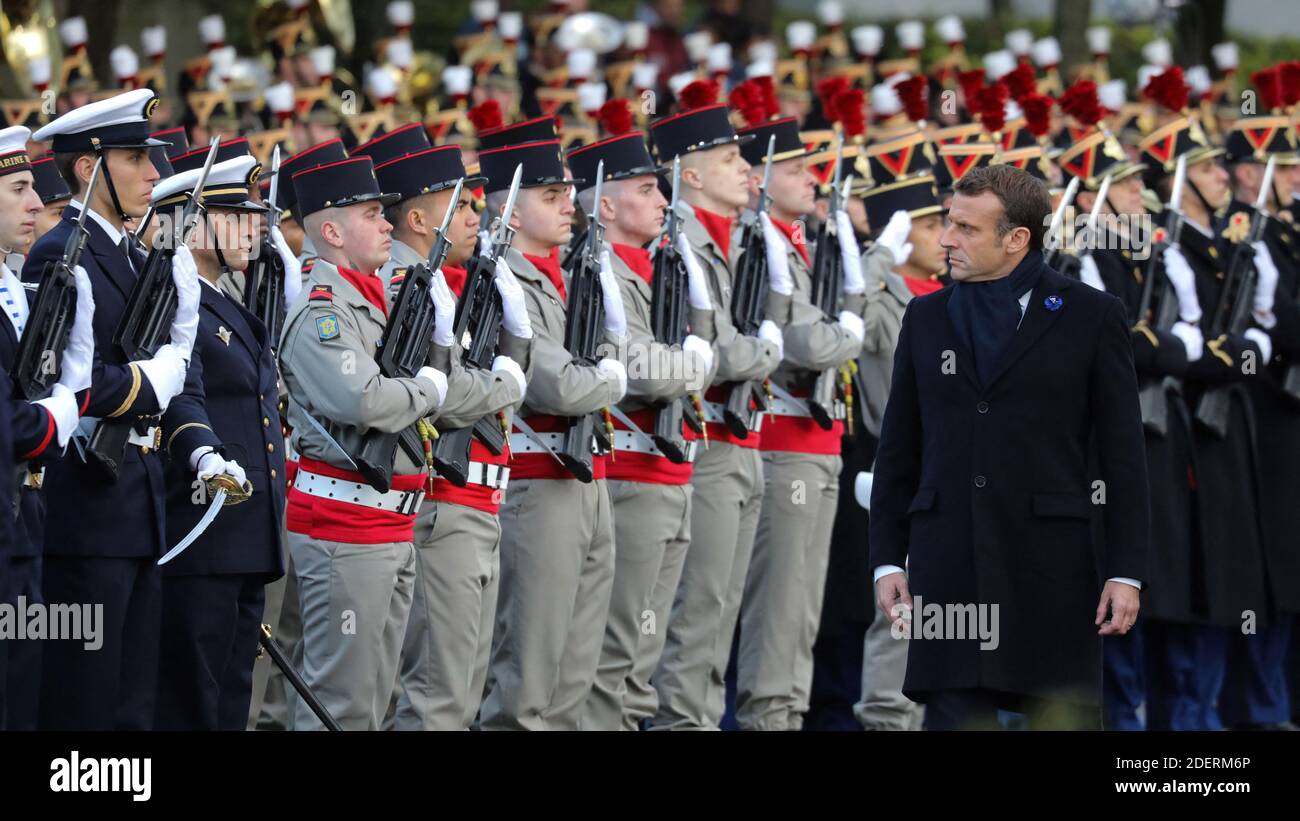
[429,268,457,347]
[478,227,492,254]
[875,210,913,267]
[491,354,527,399]
[598,357,627,400]
[758,318,784,360]
[170,244,201,361]
[1079,254,1106,292]
[193,447,249,487]
[57,264,96,394]
[683,332,714,375]
[759,213,794,296]
[33,383,80,448]
[1245,327,1273,365]
[676,233,713,310]
[1251,241,1278,318]
[1170,320,1204,363]
[838,309,865,343]
[415,365,449,406]
[494,257,533,339]
[137,342,188,410]
[836,210,866,294]
[854,470,874,511]
[1162,246,1202,324]
[271,225,302,306]
[598,249,628,338]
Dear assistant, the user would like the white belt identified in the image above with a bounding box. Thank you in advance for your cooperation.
[765,395,846,421]
[610,430,698,463]
[293,468,423,516]
[464,461,510,489]
[127,425,160,449]
[510,430,601,455]
[703,400,764,432]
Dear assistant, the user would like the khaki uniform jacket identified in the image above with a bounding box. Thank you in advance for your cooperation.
[381,239,533,430]
[279,257,445,475]
[503,246,622,418]
[857,245,910,437]
[608,242,717,412]
[677,204,780,388]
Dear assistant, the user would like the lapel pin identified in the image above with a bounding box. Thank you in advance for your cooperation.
[1044,295,1063,312]
[217,325,232,345]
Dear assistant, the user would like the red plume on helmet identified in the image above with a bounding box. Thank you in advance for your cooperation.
[957,69,986,106]
[895,75,929,122]
[975,81,1009,134]
[1251,66,1284,112]
[834,88,867,139]
[1021,93,1054,139]
[816,75,850,122]
[597,98,634,135]
[752,75,780,119]
[467,99,503,132]
[1058,79,1102,126]
[1004,62,1038,104]
[679,79,720,111]
[1280,61,1300,108]
[1142,66,1189,113]
[728,79,770,127]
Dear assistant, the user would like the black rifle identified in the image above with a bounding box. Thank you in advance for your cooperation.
[353,178,464,493]
[1194,156,1276,437]
[807,145,849,430]
[649,155,705,462]
[559,160,612,483]
[13,157,104,401]
[427,164,523,486]
[86,138,221,481]
[723,135,776,437]
[1133,154,1188,437]
[244,144,287,347]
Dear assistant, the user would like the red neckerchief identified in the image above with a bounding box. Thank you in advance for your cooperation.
[442,264,467,298]
[524,249,566,301]
[337,266,388,316]
[693,206,733,259]
[904,275,945,297]
[767,216,810,267]
[612,242,653,285]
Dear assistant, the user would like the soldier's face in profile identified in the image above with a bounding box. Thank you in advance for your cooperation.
[0,170,42,253]
[940,191,1029,281]
[907,213,946,275]
[1186,158,1230,211]
[513,184,574,249]
[1109,174,1147,217]
[34,199,67,245]
[607,174,666,247]
[336,201,393,273]
[692,144,751,211]
[195,207,255,273]
[759,157,811,219]
[101,148,160,218]
[433,187,480,267]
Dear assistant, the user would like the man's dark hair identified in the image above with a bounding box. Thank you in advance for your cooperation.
[54,151,91,194]
[953,164,1052,250]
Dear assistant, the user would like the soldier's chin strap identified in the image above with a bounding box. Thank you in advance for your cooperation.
[1186,176,1220,224]
[93,146,132,224]
[202,210,234,277]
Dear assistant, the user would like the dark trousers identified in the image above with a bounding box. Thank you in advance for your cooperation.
[155,573,267,731]
[38,555,162,730]
[1144,621,1227,730]
[923,688,1102,731]
[804,618,869,731]
[1102,624,1145,731]
[1222,615,1293,728]
[4,555,43,729]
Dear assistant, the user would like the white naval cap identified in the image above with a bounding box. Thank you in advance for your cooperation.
[33,88,166,153]
[0,126,33,178]
[150,154,263,212]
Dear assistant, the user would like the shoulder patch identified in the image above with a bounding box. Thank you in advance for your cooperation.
[390,267,409,284]
[315,314,341,341]
[308,284,333,302]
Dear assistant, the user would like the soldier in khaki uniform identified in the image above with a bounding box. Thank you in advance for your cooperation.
[476,139,629,730]
[565,130,720,730]
[371,144,535,730]
[278,155,454,730]
[645,100,784,730]
[729,117,866,731]
[853,180,948,732]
